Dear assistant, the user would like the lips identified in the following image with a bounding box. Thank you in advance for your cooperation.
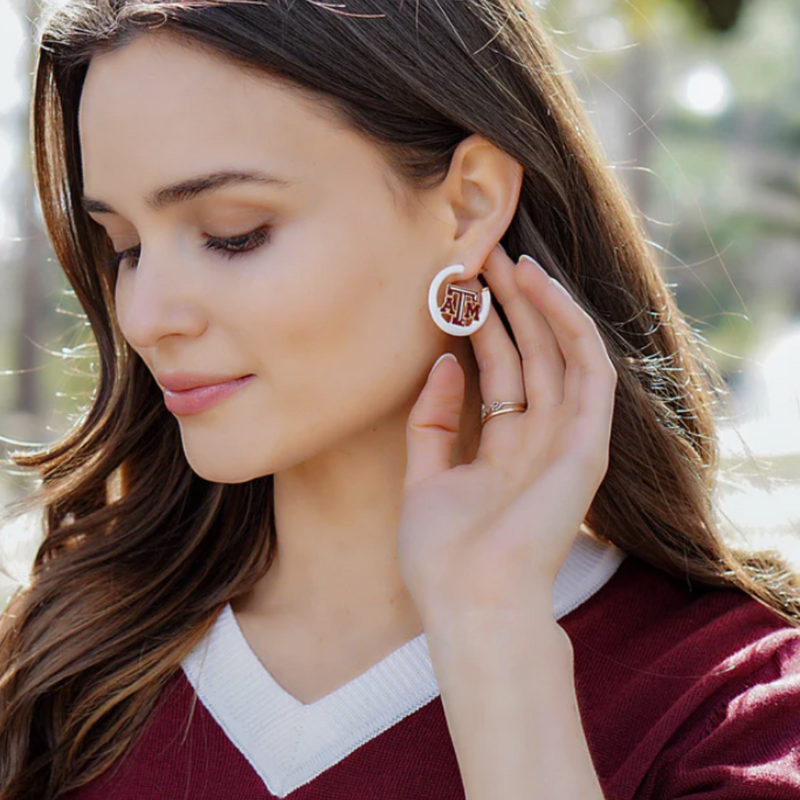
[157,372,253,392]
[161,374,255,416]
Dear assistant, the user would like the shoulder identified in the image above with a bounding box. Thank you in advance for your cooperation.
[561,555,800,800]
[562,554,796,669]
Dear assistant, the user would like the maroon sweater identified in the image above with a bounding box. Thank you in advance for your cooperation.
[62,555,800,799]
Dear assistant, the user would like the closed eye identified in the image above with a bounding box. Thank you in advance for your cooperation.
[103,226,273,271]
[204,226,272,258]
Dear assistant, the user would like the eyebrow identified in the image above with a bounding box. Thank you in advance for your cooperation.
[81,169,295,215]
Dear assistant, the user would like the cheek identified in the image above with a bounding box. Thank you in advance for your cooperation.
[241,254,377,373]
[241,211,400,358]
[239,244,421,418]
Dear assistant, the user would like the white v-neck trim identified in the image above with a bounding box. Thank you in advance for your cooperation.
[181,530,625,798]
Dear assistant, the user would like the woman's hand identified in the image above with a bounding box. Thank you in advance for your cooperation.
[397,244,618,624]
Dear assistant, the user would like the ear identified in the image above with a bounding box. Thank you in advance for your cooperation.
[437,133,524,279]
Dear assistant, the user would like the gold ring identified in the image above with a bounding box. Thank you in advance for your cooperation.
[480,401,528,426]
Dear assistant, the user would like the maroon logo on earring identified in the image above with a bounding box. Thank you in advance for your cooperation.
[439,285,482,327]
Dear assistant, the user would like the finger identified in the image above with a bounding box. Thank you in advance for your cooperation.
[483,247,566,408]
[469,302,529,458]
[404,353,465,490]
[515,258,618,425]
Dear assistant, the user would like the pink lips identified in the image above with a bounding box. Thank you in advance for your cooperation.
[162,375,255,416]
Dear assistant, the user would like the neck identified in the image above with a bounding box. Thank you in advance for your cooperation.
[232,338,482,631]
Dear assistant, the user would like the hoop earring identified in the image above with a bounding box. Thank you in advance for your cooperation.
[428,264,492,337]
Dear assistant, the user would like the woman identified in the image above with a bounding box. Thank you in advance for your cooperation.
[1,0,799,798]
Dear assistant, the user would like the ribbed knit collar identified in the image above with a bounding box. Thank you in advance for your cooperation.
[182,529,625,798]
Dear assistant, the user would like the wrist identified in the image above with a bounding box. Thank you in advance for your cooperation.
[421,592,561,637]
[422,604,573,676]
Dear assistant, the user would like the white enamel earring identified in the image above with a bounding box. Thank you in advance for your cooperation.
[428,264,492,336]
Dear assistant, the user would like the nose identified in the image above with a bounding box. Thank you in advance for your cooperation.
[115,243,208,349]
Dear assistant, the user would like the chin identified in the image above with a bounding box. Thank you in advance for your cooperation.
[176,426,273,483]
[182,453,270,484]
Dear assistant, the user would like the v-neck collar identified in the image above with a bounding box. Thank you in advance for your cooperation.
[181,530,625,798]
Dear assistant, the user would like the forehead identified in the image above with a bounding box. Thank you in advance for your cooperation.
[78,32,380,205]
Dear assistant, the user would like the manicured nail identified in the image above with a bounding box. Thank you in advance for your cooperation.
[548,276,571,297]
[430,352,457,377]
[518,254,544,270]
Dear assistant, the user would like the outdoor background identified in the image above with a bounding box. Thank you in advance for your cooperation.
[1,0,799,608]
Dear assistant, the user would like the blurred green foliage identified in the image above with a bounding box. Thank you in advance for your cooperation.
[544,0,800,381]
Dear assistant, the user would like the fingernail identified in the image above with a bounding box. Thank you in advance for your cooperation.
[548,276,571,296]
[430,352,457,377]
[518,254,544,270]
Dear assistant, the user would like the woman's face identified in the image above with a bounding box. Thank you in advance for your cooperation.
[79,32,464,482]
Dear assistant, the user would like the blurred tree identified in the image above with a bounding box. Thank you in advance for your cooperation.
[593,0,747,214]
[691,0,748,31]
[14,0,43,427]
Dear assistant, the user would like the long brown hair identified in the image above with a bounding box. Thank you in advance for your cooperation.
[0,0,795,796]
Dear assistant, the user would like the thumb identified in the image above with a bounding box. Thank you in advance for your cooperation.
[404,353,465,490]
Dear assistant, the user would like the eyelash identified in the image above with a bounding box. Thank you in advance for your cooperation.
[103,226,272,271]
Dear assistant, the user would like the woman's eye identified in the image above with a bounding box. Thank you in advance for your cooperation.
[104,244,141,271]
[101,226,272,272]
[203,226,272,258]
